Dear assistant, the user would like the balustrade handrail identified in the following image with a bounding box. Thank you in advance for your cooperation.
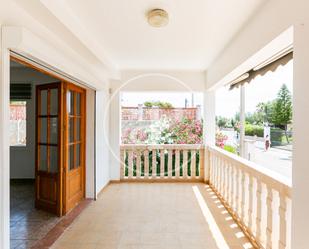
[208,145,292,197]
[120,144,204,150]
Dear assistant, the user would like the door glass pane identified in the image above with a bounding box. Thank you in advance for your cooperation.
[40,118,48,144]
[76,93,81,115]
[69,118,74,143]
[76,118,80,141]
[50,118,58,144]
[50,88,58,115]
[67,91,74,115]
[69,145,74,170]
[50,146,58,173]
[39,145,48,171]
[40,90,48,115]
[76,143,80,168]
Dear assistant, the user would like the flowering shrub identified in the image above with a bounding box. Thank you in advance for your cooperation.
[121,117,203,144]
[168,118,203,144]
[215,132,228,148]
[145,116,172,144]
[121,128,148,144]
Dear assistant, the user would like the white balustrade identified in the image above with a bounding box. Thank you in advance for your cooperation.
[208,146,292,249]
[120,144,204,181]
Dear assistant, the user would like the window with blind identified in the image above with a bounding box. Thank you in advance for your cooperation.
[9,83,31,146]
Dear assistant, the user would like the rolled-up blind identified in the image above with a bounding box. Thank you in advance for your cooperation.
[229,50,293,90]
[10,83,32,100]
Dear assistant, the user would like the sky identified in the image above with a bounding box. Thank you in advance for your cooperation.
[121,61,293,119]
[216,60,293,118]
[121,92,204,108]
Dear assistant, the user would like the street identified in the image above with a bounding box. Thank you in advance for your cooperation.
[252,143,292,178]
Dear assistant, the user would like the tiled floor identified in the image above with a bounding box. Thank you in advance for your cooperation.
[10,180,62,249]
[52,183,253,249]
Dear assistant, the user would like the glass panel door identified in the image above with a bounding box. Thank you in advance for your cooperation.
[63,83,85,214]
[38,87,59,172]
[67,91,82,170]
[35,82,62,216]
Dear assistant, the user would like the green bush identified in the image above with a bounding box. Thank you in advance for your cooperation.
[245,124,264,137]
[224,145,237,154]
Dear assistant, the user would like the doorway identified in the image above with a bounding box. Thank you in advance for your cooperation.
[9,58,87,248]
[35,81,86,216]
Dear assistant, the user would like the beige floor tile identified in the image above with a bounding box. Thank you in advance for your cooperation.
[52,183,253,249]
[95,243,119,249]
[52,241,97,249]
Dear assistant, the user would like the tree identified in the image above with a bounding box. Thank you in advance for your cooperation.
[271,84,292,142]
[256,101,273,124]
[216,116,228,128]
[156,101,173,108]
[232,112,240,131]
[144,101,154,107]
[143,101,173,108]
[245,112,262,125]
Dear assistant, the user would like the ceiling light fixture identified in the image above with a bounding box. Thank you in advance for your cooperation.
[147,9,169,28]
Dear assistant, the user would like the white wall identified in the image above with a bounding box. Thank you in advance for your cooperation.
[108,88,120,181]
[0,26,12,249]
[95,90,111,195]
[292,20,309,249]
[118,70,206,92]
[10,66,57,179]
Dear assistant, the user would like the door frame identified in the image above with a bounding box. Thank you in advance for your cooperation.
[11,56,88,216]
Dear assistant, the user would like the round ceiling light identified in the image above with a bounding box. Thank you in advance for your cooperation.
[147,9,169,28]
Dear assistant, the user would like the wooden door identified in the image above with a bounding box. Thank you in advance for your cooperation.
[63,82,86,214]
[35,82,63,215]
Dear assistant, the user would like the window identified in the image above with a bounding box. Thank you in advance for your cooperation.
[10,101,27,146]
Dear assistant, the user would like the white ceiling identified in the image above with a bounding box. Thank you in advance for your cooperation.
[4,0,267,74]
[52,0,266,70]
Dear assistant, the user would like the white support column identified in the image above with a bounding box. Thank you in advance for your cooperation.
[94,88,112,197]
[204,90,216,146]
[239,85,245,157]
[292,21,309,248]
[109,88,121,180]
[137,104,143,121]
[196,104,201,120]
[204,90,216,182]
[0,30,11,249]
[85,88,95,199]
